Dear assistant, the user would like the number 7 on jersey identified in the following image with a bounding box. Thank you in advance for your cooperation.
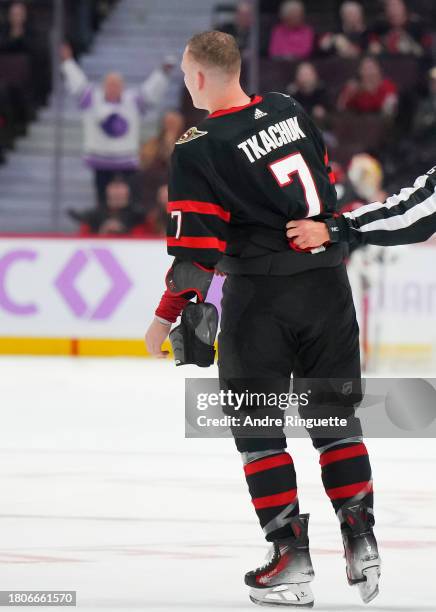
[269,152,322,217]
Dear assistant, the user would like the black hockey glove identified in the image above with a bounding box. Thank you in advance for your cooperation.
[169,302,219,367]
[324,217,341,243]
[324,216,353,243]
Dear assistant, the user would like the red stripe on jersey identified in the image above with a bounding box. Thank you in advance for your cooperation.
[326,481,373,501]
[324,149,335,184]
[167,236,227,251]
[320,443,368,468]
[244,453,293,476]
[252,489,297,510]
[209,95,263,118]
[168,200,230,222]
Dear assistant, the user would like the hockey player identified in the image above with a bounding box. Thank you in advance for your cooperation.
[285,167,436,249]
[145,31,380,607]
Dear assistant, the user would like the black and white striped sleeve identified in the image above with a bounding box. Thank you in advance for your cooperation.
[335,167,436,246]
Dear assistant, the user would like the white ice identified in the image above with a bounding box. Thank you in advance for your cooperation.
[0,357,435,611]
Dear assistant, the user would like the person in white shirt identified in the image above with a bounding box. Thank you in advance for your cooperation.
[60,43,173,207]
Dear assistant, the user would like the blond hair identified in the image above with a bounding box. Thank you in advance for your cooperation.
[187,31,241,76]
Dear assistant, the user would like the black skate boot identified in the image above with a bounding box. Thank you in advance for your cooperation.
[245,514,314,607]
[341,503,381,604]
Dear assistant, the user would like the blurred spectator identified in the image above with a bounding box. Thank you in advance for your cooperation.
[413,66,436,140]
[74,178,146,235]
[0,2,37,131]
[269,0,315,60]
[0,84,8,162]
[319,2,371,59]
[0,1,51,107]
[141,111,185,170]
[345,153,387,207]
[145,184,169,236]
[338,56,398,116]
[60,42,173,207]
[287,62,330,124]
[140,111,184,215]
[332,154,387,259]
[0,2,33,54]
[370,0,432,58]
[220,1,253,56]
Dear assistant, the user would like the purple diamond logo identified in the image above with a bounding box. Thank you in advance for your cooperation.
[55,248,132,320]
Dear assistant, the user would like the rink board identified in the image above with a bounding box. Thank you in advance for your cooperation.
[0,236,435,368]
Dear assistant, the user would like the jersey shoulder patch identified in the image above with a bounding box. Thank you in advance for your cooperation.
[176,126,208,145]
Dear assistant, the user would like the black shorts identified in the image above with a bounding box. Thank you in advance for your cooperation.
[217,264,362,452]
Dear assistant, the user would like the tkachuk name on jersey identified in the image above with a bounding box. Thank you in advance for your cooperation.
[238,116,306,163]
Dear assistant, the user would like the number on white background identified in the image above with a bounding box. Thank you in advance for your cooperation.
[269,153,321,217]
[171,210,182,239]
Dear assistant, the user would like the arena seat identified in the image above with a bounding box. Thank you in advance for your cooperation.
[331,112,388,165]
[0,54,30,88]
[379,56,422,92]
[259,58,298,94]
[259,57,365,100]
[313,57,360,98]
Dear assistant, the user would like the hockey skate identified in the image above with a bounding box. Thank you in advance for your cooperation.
[341,503,381,604]
[245,514,314,607]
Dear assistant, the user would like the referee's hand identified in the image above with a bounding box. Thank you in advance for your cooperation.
[286,219,329,250]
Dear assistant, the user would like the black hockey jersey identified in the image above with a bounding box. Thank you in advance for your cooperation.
[167,92,343,273]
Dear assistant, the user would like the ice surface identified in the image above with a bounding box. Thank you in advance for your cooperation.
[0,357,435,611]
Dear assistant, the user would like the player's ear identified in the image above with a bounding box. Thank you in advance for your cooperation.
[197,70,205,91]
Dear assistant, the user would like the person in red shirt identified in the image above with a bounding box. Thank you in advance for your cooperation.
[338,56,398,115]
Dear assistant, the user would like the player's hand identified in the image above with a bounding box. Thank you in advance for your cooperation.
[286,220,329,249]
[98,218,125,234]
[145,317,171,358]
[60,43,73,61]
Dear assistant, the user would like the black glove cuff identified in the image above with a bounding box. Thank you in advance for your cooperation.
[166,260,214,301]
[325,217,341,243]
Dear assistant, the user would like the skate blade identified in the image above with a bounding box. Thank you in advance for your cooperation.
[358,566,381,604]
[249,583,314,608]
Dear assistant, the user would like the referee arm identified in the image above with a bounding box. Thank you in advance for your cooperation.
[286,166,436,248]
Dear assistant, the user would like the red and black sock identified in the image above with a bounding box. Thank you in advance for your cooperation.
[318,440,374,526]
[243,451,300,541]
